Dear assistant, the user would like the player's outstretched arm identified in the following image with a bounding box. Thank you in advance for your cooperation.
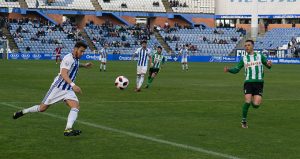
[224,59,244,74]
[79,62,93,68]
[61,68,82,94]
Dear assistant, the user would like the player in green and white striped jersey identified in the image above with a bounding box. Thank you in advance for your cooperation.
[145,46,166,88]
[224,40,272,128]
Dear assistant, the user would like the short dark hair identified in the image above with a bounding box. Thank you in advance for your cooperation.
[245,40,254,45]
[75,41,88,49]
[141,40,147,44]
[157,46,162,49]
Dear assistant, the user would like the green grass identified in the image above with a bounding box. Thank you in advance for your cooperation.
[0,60,299,159]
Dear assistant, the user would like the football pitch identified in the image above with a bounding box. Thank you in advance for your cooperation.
[0,60,299,159]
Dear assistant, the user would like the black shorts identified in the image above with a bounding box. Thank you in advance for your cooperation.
[244,82,264,96]
[149,68,160,75]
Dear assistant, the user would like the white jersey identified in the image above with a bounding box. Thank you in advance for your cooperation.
[52,53,79,91]
[100,48,108,59]
[180,48,189,58]
[135,47,151,67]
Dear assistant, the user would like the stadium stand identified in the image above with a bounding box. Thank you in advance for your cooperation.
[168,0,214,13]
[255,28,300,50]
[159,27,242,56]
[0,0,21,8]
[9,19,93,54]
[98,0,166,12]
[84,21,167,54]
[25,0,95,10]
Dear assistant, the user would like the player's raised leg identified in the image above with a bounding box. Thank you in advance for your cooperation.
[146,72,156,88]
[146,69,154,88]
[13,104,49,119]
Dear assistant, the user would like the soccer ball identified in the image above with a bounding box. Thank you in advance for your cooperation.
[115,76,129,90]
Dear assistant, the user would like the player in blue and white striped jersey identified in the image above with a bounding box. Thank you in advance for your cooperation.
[132,40,152,92]
[180,44,190,71]
[13,41,93,136]
[99,43,108,72]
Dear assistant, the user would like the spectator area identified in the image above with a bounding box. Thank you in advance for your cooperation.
[9,19,93,54]
[84,22,167,55]
[160,27,242,56]
[255,28,300,50]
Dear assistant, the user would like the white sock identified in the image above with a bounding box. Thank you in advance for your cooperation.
[22,105,40,114]
[136,75,140,88]
[65,108,79,130]
[138,74,144,89]
[182,64,185,70]
[186,64,189,70]
[100,64,102,70]
[103,65,106,70]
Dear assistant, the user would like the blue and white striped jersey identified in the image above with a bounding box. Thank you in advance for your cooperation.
[100,48,108,59]
[135,47,151,67]
[51,53,79,91]
[180,48,189,58]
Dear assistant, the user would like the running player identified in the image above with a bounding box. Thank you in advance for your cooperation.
[180,44,189,71]
[100,43,108,72]
[145,46,165,88]
[13,41,93,136]
[224,40,272,128]
[132,40,152,92]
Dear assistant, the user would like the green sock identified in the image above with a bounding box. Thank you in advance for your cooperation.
[242,103,251,121]
[251,102,260,109]
[148,77,154,84]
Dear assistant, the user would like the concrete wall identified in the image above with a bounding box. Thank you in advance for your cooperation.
[216,0,300,15]
[192,18,215,27]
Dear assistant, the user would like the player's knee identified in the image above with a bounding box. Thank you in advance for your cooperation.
[252,102,260,109]
[39,105,48,112]
[245,99,252,103]
[71,105,80,110]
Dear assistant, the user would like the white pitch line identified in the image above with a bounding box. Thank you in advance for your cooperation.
[2,98,300,104]
[2,102,241,159]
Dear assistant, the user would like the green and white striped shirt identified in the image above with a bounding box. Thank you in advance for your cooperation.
[229,53,271,83]
[151,52,165,69]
